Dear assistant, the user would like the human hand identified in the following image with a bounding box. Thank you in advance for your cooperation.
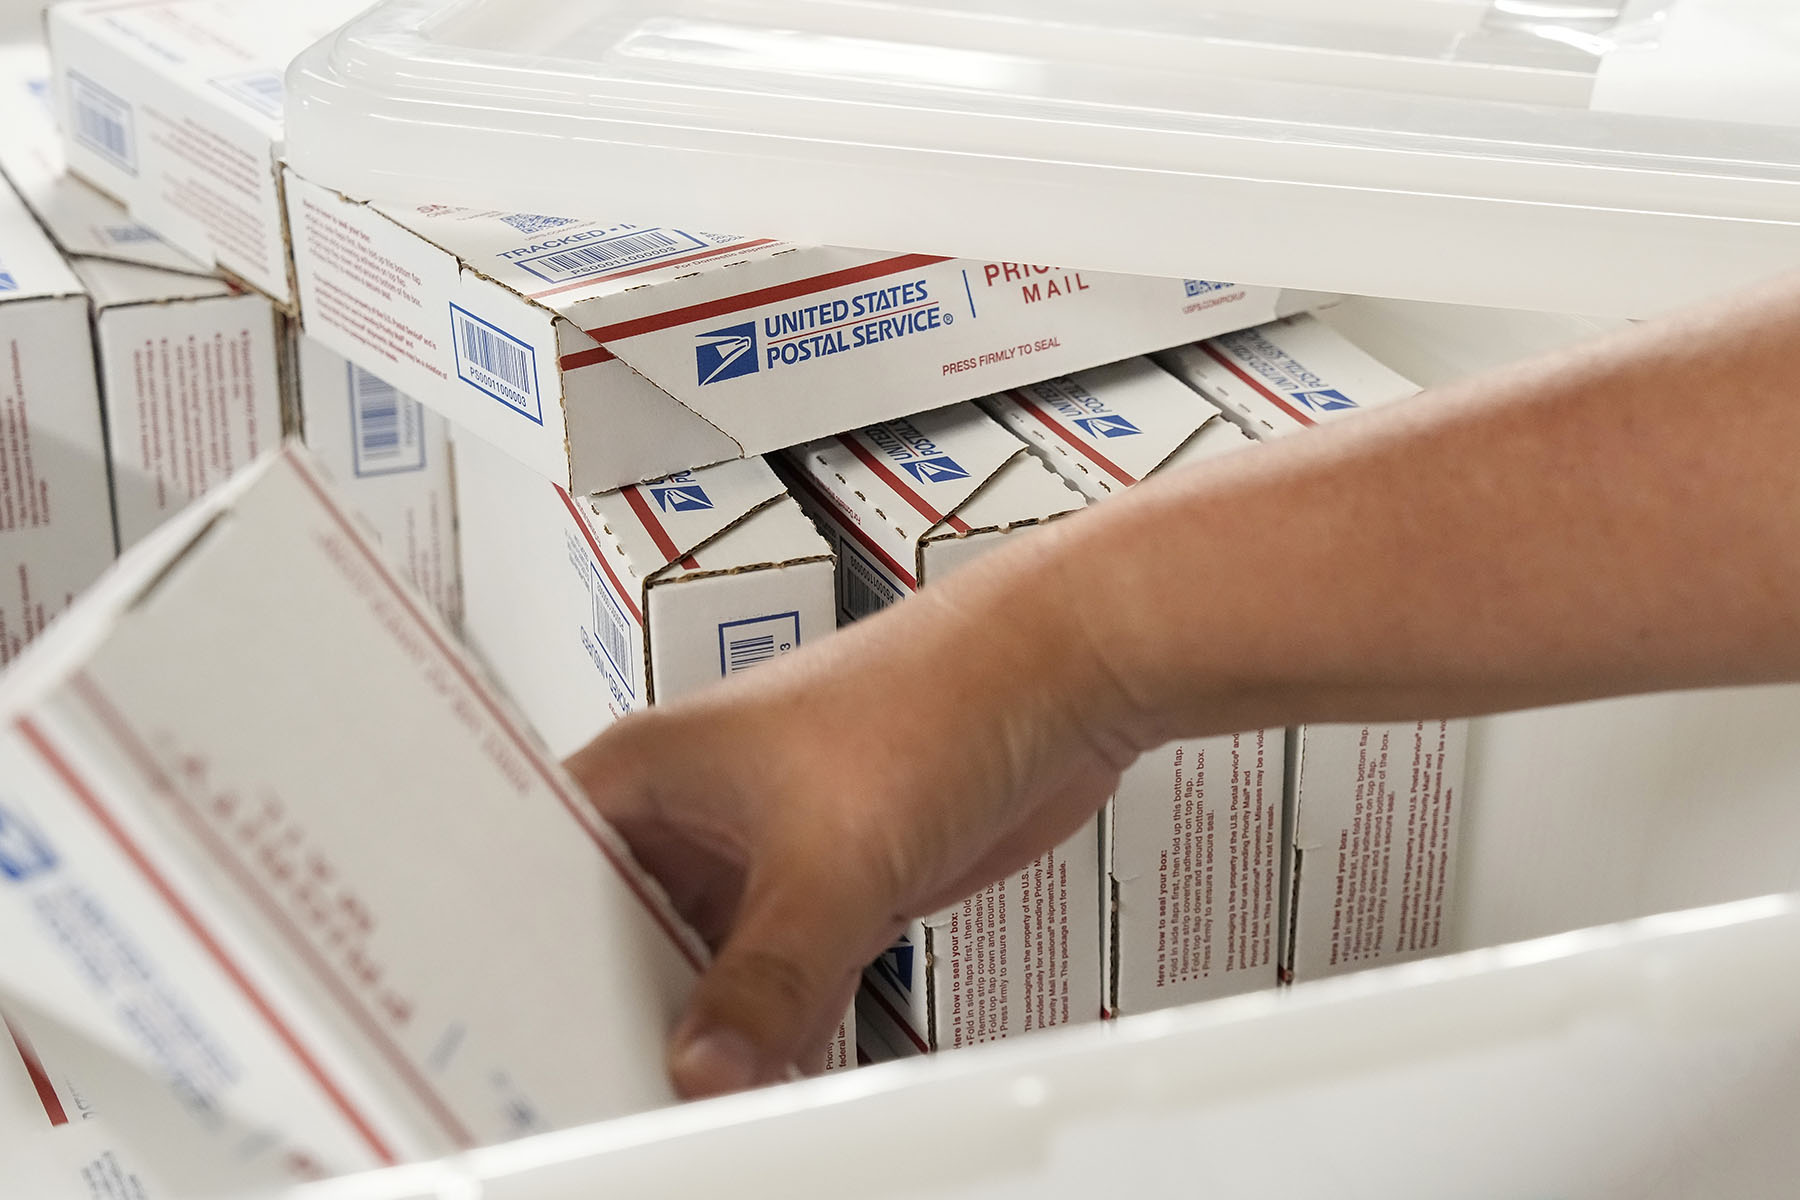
[565,523,1142,1100]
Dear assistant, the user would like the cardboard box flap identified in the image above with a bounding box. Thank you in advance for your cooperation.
[0,454,262,723]
[0,172,82,303]
[947,450,1086,537]
[70,256,235,309]
[663,492,832,581]
[586,455,787,577]
[371,200,795,321]
[1161,313,1422,437]
[0,44,208,276]
[832,404,1026,539]
[983,358,1223,500]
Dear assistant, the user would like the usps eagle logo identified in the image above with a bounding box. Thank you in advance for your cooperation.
[695,322,760,386]
[1074,414,1142,439]
[899,456,969,485]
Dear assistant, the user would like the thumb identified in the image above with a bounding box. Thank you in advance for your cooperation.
[667,865,887,1099]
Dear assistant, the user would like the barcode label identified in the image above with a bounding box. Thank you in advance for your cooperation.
[840,544,905,623]
[210,70,284,120]
[347,364,427,477]
[449,305,541,423]
[717,613,801,678]
[67,72,135,174]
[514,228,711,286]
[588,564,637,701]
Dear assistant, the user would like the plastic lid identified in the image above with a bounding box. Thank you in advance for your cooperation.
[286,0,1800,315]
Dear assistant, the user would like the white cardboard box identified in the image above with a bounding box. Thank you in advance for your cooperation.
[454,433,852,1072]
[46,0,373,305]
[981,360,1287,1016]
[1155,312,1422,439]
[782,404,1102,1050]
[1157,315,1470,983]
[0,42,209,277]
[0,172,114,668]
[73,255,285,549]
[455,433,838,759]
[0,444,704,1188]
[284,166,1330,494]
[296,336,462,630]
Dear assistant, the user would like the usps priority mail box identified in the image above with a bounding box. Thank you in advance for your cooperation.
[0,444,705,1189]
[46,0,376,305]
[0,171,114,668]
[456,432,837,760]
[1158,315,1471,984]
[783,403,1102,1051]
[284,165,1331,494]
[982,359,1287,1016]
[297,336,462,630]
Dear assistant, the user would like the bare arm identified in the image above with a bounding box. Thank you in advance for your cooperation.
[568,274,1800,1099]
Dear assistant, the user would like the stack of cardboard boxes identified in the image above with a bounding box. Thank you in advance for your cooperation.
[0,0,1477,1187]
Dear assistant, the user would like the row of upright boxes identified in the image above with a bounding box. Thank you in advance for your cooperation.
[0,42,462,657]
[0,1,1472,1186]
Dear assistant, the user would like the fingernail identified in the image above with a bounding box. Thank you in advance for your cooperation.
[670,1028,759,1099]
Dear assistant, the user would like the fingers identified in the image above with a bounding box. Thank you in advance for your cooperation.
[666,863,895,1100]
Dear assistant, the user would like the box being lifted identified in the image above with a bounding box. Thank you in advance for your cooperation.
[285,167,1328,493]
[782,404,1101,1050]
[1158,314,1469,983]
[0,174,113,668]
[981,359,1286,1016]
[0,444,704,1192]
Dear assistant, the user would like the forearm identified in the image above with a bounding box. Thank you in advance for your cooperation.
[1008,276,1800,748]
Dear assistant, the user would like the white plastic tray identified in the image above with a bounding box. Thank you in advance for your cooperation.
[285,893,1800,1200]
[285,0,1800,315]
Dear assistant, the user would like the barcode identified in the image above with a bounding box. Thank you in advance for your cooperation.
[514,229,709,286]
[68,72,134,173]
[590,566,635,697]
[840,545,903,622]
[717,613,801,678]
[726,634,778,672]
[347,365,427,476]
[450,305,540,421]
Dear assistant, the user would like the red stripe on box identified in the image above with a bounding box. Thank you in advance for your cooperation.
[581,254,952,346]
[284,451,705,973]
[15,716,400,1164]
[862,982,930,1055]
[5,1018,68,1127]
[1006,389,1138,488]
[783,468,918,590]
[1198,342,1316,429]
[621,486,685,566]
[528,239,781,302]
[557,485,646,625]
[836,436,973,535]
[559,346,616,370]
